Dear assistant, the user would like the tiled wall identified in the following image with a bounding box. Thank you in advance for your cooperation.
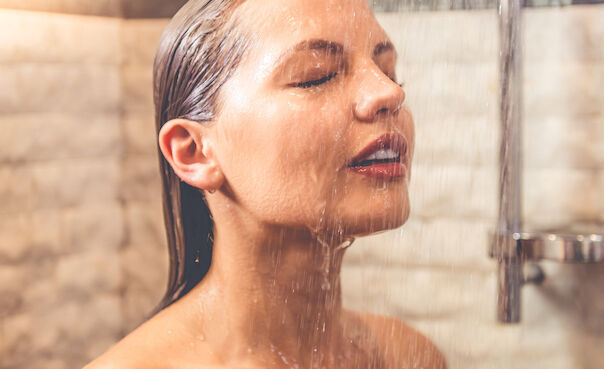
[0,10,124,369]
[0,0,187,18]
[0,5,602,369]
[0,10,168,368]
[345,6,604,369]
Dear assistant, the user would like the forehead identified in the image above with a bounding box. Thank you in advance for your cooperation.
[237,0,388,51]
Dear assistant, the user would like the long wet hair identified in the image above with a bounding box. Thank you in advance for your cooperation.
[151,0,250,313]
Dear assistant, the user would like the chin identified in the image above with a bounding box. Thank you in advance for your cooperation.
[336,193,411,237]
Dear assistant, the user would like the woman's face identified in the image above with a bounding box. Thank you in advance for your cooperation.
[212,0,415,237]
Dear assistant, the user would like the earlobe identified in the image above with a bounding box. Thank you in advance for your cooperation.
[158,119,224,192]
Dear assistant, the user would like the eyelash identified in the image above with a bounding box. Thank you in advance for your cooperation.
[294,73,404,90]
[295,72,338,89]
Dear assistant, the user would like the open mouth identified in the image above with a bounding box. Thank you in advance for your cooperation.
[348,133,407,167]
[347,133,408,179]
[350,148,401,167]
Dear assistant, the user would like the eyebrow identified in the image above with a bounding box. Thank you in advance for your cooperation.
[276,38,395,66]
[285,39,344,59]
[373,41,395,57]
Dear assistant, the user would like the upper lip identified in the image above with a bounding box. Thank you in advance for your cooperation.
[348,133,408,166]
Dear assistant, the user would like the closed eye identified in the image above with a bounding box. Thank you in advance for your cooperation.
[295,72,338,89]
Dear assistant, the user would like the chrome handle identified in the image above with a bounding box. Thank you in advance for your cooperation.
[490,231,604,263]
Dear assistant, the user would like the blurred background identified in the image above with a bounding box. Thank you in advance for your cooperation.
[0,0,603,368]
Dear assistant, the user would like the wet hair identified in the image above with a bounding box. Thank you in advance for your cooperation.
[152,0,250,313]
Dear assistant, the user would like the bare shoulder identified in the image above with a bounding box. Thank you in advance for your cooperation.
[81,311,179,369]
[81,335,162,369]
[343,309,447,369]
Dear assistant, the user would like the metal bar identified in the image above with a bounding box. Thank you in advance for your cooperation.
[497,0,524,323]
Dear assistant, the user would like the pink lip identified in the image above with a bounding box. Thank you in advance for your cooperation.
[347,133,408,180]
[348,162,406,179]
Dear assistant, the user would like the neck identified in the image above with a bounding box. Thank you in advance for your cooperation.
[180,214,354,368]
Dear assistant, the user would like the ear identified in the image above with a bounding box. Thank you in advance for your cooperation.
[158,119,224,192]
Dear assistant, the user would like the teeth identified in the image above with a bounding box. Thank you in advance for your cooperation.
[365,148,398,161]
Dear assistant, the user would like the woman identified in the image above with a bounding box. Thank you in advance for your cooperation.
[86,0,446,368]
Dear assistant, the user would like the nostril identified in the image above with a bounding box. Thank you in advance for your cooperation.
[376,107,388,115]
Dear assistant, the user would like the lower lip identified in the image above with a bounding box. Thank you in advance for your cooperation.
[348,162,406,179]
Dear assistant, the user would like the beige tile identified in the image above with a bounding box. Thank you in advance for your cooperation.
[566,329,604,369]
[121,201,168,299]
[599,115,604,169]
[524,115,603,170]
[525,5,604,63]
[394,269,584,368]
[0,9,120,64]
[0,113,121,164]
[123,111,158,155]
[342,265,495,321]
[10,357,68,369]
[123,200,166,252]
[523,168,600,230]
[413,113,498,167]
[120,154,162,202]
[0,165,33,215]
[1,312,32,366]
[120,284,163,333]
[534,263,604,336]
[62,203,124,253]
[0,64,120,114]
[29,158,120,210]
[345,217,495,271]
[0,264,26,315]
[403,62,498,116]
[524,62,604,118]
[83,335,122,366]
[600,170,604,224]
[119,201,167,329]
[121,63,154,112]
[377,10,498,64]
[412,319,575,369]
[121,245,168,299]
[3,294,122,368]
[584,4,604,63]
[0,211,49,265]
[122,0,187,19]
[54,250,121,295]
[29,209,64,256]
[0,1,121,17]
[122,19,170,65]
[0,204,123,263]
[409,164,498,220]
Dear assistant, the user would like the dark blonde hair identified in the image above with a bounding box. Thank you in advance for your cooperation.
[152,0,250,313]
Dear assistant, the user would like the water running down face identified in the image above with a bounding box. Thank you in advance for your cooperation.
[167,0,415,240]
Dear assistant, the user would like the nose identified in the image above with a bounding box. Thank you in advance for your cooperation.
[352,64,406,123]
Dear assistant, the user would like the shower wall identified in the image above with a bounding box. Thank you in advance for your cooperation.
[346,5,604,369]
[0,9,169,369]
[0,4,602,369]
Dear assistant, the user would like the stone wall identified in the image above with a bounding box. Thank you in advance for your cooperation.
[0,10,124,369]
[345,5,604,369]
[0,10,169,369]
[0,4,603,369]
[0,0,187,18]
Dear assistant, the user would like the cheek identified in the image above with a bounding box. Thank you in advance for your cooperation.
[217,93,351,224]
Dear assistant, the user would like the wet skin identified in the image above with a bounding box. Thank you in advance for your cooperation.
[84,0,445,368]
